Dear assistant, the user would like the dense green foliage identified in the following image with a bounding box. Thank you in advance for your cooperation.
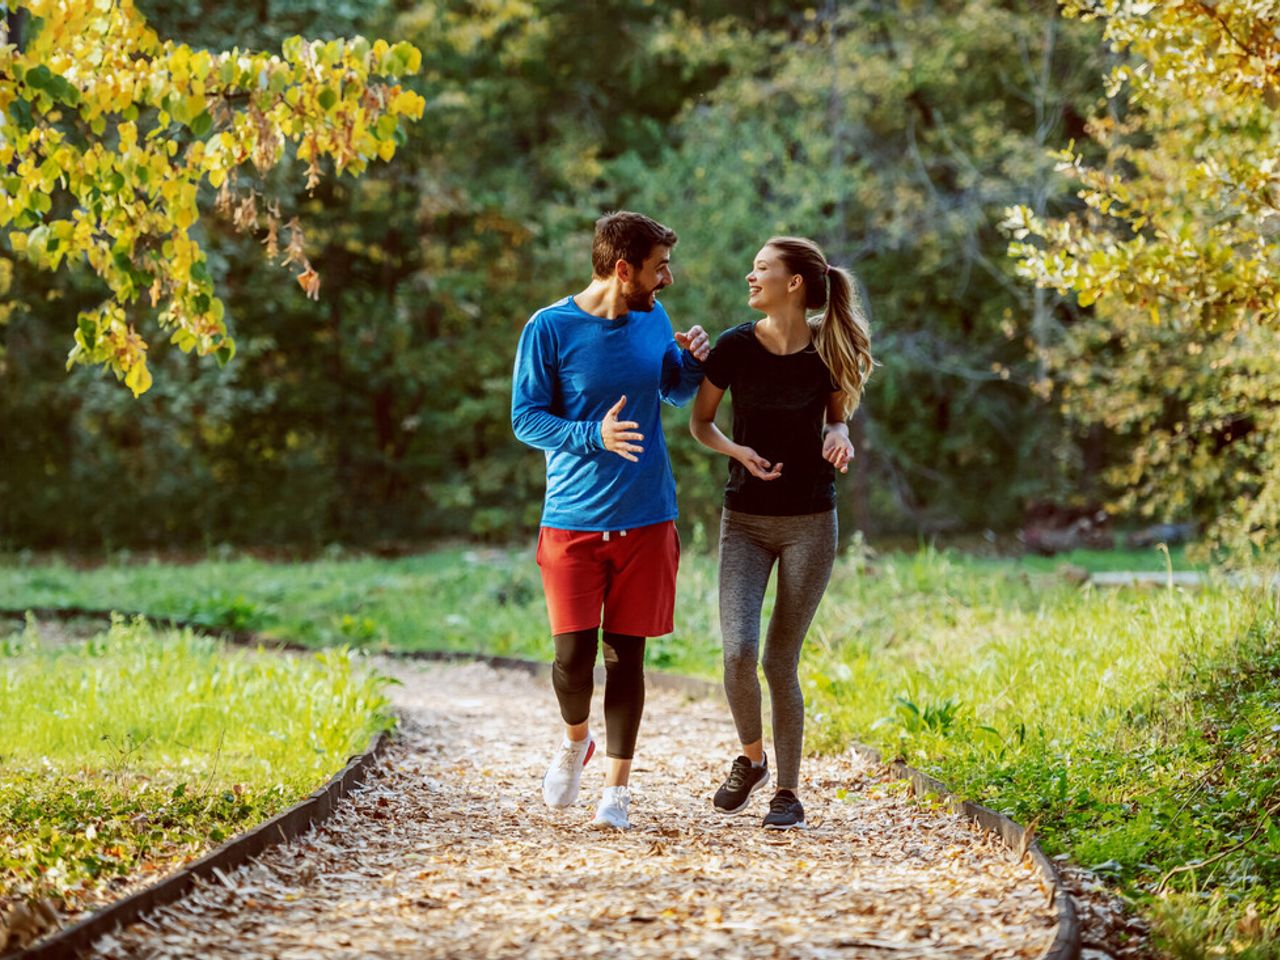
[0,614,391,912]
[2,0,1112,549]
[2,547,1275,954]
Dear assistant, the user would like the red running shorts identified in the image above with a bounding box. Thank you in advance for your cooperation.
[535,520,680,637]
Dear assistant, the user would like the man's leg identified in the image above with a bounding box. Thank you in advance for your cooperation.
[593,522,678,829]
[537,527,607,809]
[600,632,645,785]
[542,629,600,808]
[552,628,598,740]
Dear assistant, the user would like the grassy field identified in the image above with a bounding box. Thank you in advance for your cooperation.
[1,543,1276,956]
[0,615,391,922]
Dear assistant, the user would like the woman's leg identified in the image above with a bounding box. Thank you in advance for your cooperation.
[600,631,645,786]
[761,511,837,792]
[718,510,777,752]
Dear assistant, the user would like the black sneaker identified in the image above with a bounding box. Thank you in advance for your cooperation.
[713,755,770,814]
[762,789,806,830]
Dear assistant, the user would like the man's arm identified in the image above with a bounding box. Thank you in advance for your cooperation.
[511,318,647,460]
[511,319,604,455]
[660,324,710,407]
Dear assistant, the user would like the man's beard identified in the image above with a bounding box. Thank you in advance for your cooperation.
[623,284,662,312]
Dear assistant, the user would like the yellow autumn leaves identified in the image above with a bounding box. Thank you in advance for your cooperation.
[1003,1,1280,553]
[1,0,426,396]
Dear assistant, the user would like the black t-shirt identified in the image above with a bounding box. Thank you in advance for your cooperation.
[703,321,838,516]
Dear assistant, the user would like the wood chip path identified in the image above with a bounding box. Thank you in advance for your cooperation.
[91,660,1057,959]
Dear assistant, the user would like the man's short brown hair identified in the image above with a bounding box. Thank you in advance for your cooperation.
[591,211,678,278]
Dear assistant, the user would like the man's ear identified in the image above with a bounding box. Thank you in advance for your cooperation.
[615,258,633,283]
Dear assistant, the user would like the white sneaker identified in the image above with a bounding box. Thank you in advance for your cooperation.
[542,734,596,808]
[592,786,631,830]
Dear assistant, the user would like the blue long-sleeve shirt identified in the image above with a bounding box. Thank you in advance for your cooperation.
[511,295,704,530]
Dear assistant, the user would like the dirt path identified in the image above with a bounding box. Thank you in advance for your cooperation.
[92,660,1057,959]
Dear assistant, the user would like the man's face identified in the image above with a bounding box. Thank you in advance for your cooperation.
[621,245,673,312]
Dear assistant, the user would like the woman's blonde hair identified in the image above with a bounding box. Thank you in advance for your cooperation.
[765,235,874,418]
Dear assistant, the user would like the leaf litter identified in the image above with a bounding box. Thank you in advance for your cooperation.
[93,660,1057,959]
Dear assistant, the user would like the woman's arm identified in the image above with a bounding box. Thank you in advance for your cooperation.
[689,379,782,481]
[821,392,854,474]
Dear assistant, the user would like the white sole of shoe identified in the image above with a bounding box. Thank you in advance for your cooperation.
[713,769,770,816]
[591,817,630,830]
[763,819,808,831]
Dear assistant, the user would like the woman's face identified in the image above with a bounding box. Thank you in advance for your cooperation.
[745,245,798,311]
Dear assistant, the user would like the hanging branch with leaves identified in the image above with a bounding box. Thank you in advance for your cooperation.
[0,0,425,395]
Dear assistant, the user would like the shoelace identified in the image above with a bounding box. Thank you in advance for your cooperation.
[768,793,795,816]
[554,742,584,774]
[723,758,753,792]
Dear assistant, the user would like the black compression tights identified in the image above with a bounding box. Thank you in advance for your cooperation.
[551,629,646,760]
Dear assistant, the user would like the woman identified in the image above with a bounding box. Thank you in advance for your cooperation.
[690,236,872,830]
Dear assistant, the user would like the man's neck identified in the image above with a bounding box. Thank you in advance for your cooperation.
[574,278,630,320]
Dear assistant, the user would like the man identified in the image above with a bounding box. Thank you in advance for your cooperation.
[511,211,709,830]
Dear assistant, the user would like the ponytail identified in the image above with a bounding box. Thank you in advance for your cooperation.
[765,235,874,419]
[814,265,874,419]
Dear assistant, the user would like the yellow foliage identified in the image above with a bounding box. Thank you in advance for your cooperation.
[1005,1,1280,555]
[2,0,426,394]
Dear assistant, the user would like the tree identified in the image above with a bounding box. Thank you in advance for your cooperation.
[1005,1,1280,552]
[1,0,424,395]
[631,0,1104,535]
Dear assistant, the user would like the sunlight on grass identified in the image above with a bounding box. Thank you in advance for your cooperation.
[0,615,391,911]
[1,546,1276,953]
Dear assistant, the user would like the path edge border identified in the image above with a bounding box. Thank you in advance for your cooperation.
[5,605,391,960]
[4,607,1079,960]
[846,742,1081,960]
[12,733,389,960]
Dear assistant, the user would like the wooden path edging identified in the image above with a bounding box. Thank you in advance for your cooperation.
[847,743,1080,960]
[10,730,388,960]
[4,607,1079,960]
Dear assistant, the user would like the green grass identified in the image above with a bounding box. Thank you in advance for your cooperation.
[0,615,391,915]
[0,544,1275,956]
[793,549,1279,958]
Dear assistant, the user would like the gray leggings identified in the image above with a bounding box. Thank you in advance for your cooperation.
[719,508,837,791]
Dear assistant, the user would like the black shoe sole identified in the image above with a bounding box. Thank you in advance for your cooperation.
[713,768,770,816]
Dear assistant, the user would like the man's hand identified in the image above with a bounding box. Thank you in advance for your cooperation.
[736,445,782,481]
[674,325,710,362]
[822,427,855,474]
[602,395,644,462]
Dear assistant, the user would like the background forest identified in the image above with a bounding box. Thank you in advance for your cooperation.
[2,0,1113,551]
[7,3,1280,954]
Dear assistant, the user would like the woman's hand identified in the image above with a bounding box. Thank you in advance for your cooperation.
[822,425,854,474]
[736,446,783,481]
